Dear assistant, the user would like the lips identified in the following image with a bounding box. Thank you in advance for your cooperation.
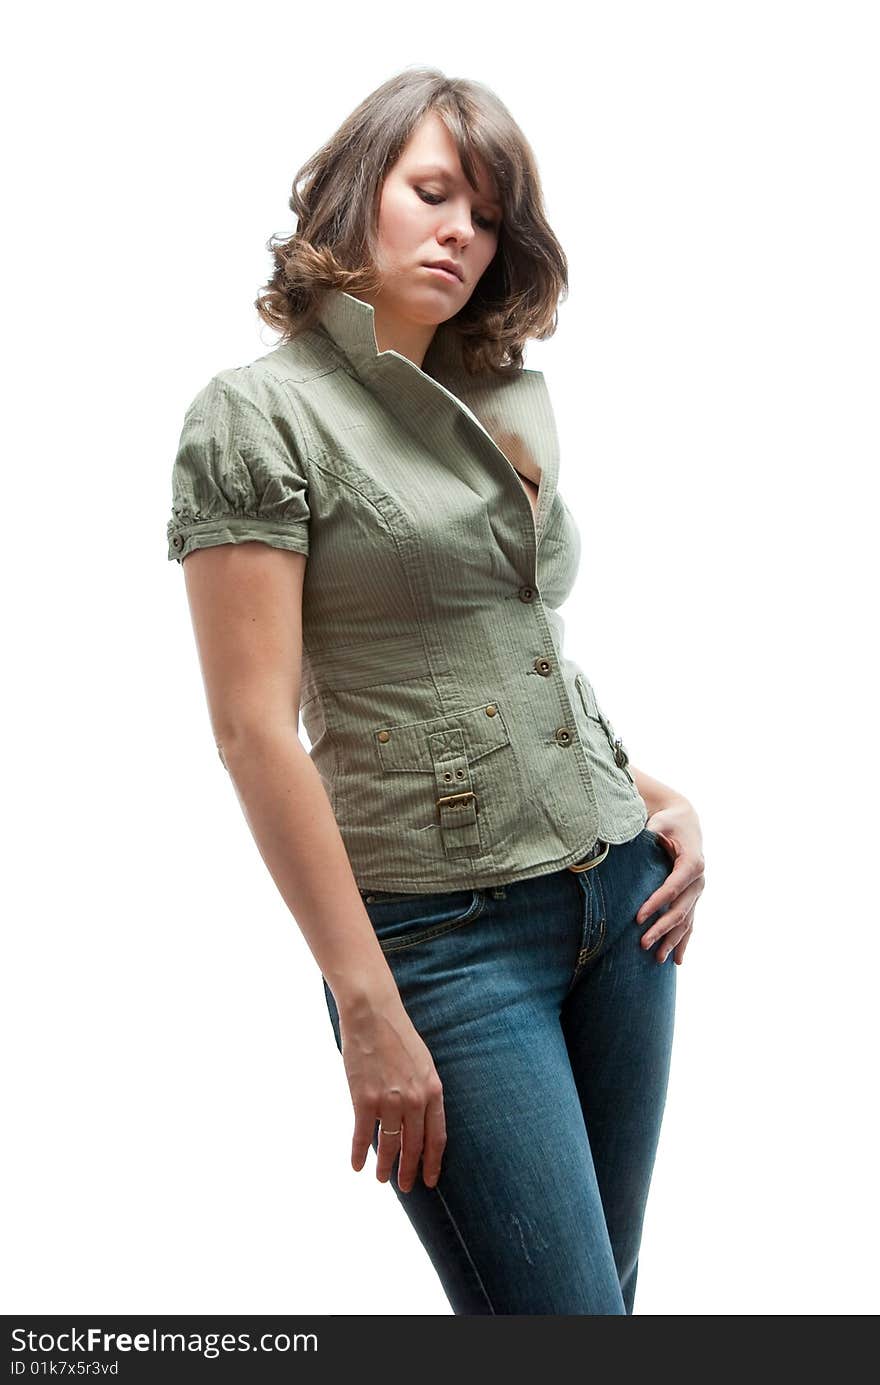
[424,261,463,282]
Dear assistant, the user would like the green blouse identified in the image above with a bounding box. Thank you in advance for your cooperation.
[166,289,648,891]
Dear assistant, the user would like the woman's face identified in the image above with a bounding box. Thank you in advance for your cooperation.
[367,110,502,348]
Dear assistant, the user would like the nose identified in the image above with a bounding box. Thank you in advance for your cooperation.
[436,202,474,246]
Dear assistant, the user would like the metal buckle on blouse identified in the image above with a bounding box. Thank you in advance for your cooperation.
[567,839,611,873]
[435,790,479,816]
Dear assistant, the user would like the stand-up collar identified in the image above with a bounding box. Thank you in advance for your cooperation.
[312,291,560,537]
[315,286,468,384]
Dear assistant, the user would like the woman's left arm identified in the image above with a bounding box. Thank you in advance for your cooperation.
[629,766,706,966]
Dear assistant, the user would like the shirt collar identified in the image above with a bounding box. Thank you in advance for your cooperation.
[313,288,560,540]
[315,286,468,383]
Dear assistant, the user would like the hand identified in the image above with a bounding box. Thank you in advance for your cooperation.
[339,995,446,1194]
[637,799,705,966]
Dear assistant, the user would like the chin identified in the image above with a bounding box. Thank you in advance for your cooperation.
[400,293,453,325]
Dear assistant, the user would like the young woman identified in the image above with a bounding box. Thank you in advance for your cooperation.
[166,67,706,1315]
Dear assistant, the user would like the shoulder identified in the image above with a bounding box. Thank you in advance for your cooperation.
[167,350,315,564]
[183,329,338,441]
[219,326,341,398]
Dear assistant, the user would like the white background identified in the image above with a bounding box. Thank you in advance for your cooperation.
[4,0,877,1316]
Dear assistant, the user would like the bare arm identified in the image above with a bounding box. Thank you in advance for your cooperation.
[629,764,691,816]
[182,540,396,1011]
[180,540,446,1190]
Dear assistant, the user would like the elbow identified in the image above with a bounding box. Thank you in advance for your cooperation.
[213,714,301,769]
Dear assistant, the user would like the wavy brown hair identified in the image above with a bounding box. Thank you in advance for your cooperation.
[254,66,568,376]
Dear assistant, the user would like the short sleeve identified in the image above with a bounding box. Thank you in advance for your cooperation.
[166,366,311,564]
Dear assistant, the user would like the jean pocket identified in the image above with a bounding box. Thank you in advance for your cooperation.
[643,827,674,864]
[361,887,486,954]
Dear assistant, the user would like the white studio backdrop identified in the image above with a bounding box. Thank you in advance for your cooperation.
[3,0,877,1316]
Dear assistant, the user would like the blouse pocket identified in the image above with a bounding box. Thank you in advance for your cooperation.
[371,700,520,858]
[360,887,486,954]
[575,674,636,784]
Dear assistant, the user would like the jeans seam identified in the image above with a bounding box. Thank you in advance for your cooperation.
[589,870,608,958]
[564,876,592,995]
[579,870,608,967]
[432,1183,497,1314]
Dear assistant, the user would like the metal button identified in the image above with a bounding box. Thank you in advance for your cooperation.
[534,657,552,676]
[377,730,390,743]
[613,738,629,768]
[171,534,183,550]
[485,705,497,716]
[518,586,535,603]
[555,727,574,746]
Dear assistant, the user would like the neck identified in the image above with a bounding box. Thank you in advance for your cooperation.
[354,292,438,371]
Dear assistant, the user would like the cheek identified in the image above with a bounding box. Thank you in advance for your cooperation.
[471,247,496,283]
[378,188,425,256]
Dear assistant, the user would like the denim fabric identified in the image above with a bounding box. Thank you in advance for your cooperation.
[321,826,676,1315]
[165,290,648,893]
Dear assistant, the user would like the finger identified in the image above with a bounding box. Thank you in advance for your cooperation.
[375,1105,404,1183]
[640,885,701,951]
[670,911,696,964]
[673,920,694,965]
[351,1104,380,1172]
[663,905,696,964]
[635,858,700,926]
[396,1104,426,1194]
[421,1085,447,1188]
[656,918,692,964]
[642,905,693,954]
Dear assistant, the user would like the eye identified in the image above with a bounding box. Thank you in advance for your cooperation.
[415,187,497,232]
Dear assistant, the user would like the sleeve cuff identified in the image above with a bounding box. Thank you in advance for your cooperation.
[167,516,310,563]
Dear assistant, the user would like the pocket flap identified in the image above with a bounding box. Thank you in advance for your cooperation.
[575,672,601,720]
[374,702,511,773]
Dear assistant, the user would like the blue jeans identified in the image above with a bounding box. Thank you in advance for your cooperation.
[321,826,676,1315]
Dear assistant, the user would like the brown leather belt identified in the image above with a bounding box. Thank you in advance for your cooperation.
[567,839,611,873]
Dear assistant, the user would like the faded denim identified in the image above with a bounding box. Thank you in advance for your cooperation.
[322,826,677,1315]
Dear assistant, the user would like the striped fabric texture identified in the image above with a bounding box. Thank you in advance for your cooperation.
[166,289,648,891]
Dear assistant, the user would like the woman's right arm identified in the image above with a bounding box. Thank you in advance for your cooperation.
[180,538,446,1193]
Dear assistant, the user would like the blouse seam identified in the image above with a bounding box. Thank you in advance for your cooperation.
[255,366,329,473]
[213,367,320,484]
[168,515,309,531]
